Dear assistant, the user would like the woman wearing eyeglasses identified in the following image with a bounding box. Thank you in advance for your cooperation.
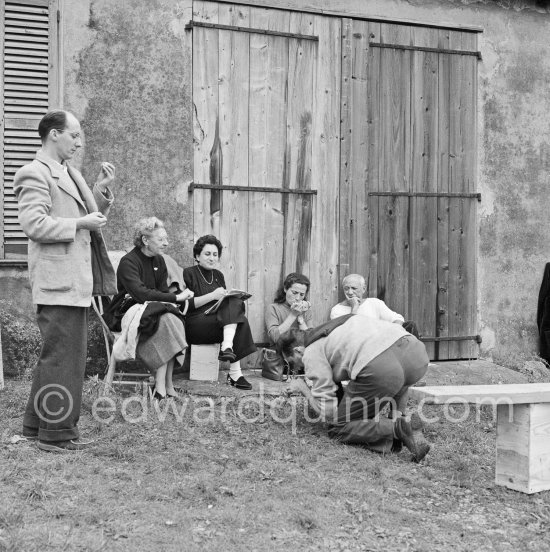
[113,217,193,400]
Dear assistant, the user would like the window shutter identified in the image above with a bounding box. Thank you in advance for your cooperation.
[2,0,55,259]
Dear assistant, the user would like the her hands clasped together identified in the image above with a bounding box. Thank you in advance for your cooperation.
[176,289,194,303]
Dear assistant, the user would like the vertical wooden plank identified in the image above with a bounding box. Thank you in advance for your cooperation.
[338,17,353,294]
[409,27,439,360]
[282,12,315,277]
[448,31,478,359]
[218,3,250,291]
[447,30,462,359]
[309,14,341,324]
[247,7,290,342]
[349,20,370,284]
[460,33,478,195]
[437,28,451,360]
[377,24,411,317]
[192,1,220,241]
[365,21,381,298]
[459,32,478,359]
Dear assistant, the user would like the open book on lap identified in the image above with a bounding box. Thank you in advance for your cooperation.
[204,289,252,315]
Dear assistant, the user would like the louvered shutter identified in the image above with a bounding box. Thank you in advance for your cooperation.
[1,0,58,259]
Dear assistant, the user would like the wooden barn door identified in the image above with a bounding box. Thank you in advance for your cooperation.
[191,1,341,343]
[340,21,479,360]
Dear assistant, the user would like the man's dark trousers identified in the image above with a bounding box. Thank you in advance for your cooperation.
[23,305,88,442]
[328,335,428,453]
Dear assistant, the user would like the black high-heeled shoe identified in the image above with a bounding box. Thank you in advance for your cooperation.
[151,387,166,401]
[227,374,252,390]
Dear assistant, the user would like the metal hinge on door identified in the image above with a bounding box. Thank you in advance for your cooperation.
[189,183,317,195]
[368,191,481,202]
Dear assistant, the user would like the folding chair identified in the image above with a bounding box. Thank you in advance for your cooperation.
[91,293,152,388]
[91,250,152,389]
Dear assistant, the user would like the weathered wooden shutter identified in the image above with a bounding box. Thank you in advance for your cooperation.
[1,0,58,259]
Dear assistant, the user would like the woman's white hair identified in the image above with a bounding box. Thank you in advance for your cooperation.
[133,217,165,248]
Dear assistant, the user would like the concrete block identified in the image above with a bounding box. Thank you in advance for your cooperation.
[189,344,220,382]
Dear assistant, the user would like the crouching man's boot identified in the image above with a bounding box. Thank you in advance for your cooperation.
[394,413,430,462]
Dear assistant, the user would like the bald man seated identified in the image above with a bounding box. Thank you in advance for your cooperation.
[330,274,419,338]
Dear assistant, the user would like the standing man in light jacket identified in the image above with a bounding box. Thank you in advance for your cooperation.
[15,110,116,453]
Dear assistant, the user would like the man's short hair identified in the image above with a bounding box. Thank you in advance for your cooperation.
[342,273,365,287]
[38,110,68,142]
[276,329,305,359]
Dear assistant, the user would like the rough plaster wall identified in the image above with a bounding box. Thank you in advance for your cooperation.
[477,15,550,364]
[405,0,550,12]
[63,0,194,267]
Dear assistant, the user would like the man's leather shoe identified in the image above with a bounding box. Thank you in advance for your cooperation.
[391,438,403,454]
[37,438,94,453]
[218,348,237,362]
[227,374,252,390]
[394,413,430,462]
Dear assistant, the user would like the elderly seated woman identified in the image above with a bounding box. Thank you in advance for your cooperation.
[183,235,257,390]
[111,217,193,400]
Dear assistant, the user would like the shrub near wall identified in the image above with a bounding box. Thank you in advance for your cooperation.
[0,301,110,379]
[0,306,41,379]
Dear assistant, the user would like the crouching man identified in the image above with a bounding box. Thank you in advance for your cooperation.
[278,314,431,461]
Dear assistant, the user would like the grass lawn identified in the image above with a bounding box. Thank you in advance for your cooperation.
[1,376,550,552]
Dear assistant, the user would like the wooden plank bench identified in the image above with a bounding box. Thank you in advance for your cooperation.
[410,383,550,494]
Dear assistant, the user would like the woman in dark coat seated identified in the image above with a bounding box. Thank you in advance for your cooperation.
[183,235,256,390]
[114,217,193,400]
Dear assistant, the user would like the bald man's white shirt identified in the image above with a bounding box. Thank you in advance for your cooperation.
[329,298,405,323]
